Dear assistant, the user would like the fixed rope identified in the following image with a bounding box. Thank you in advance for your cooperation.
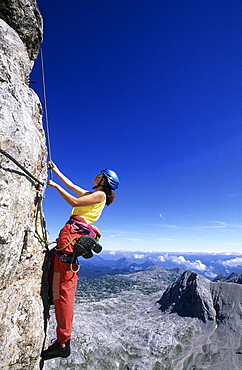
[0,50,53,246]
[35,197,49,245]
[40,47,53,180]
[0,50,53,189]
[0,148,49,244]
[0,148,44,188]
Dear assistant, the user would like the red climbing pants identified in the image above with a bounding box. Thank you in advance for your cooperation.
[52,257,78,343]
[52,223,79,343]
[51,216,100,343]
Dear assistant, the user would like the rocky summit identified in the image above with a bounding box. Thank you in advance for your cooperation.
[158,270,216,323]
[43,267,242,370]
[158,270,242,369]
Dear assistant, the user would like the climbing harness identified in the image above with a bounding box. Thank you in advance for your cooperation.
[55,236,80,252]
[66,216,101,239]
[54,216,102,273]
[55,235,102,273]
[54,236,80,273]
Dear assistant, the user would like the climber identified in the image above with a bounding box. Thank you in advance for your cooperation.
[41,161,119,360]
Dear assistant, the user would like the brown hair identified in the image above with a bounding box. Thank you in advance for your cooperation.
[102,177,116,206]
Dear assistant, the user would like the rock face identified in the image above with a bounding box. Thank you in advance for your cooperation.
[213,272,242,284]
[158,270,216,322]
[158,271,242,369]
[0,0,43,60]
[0,1,48,369]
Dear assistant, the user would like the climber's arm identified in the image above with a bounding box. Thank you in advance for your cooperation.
[48,180,105,206]
[48,161,88,196]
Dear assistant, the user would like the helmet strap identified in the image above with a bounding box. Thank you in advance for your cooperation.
[92,178,104,190]
[93,178,112,192]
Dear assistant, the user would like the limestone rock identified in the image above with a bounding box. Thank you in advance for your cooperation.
[0,0,43,60]
[157,271,242,369]
[190,282,242,369]
[213,272,242,284]
[212,273,227,282]
[0,2,48,369]
[158,270,216,322]
[211,281,242,324]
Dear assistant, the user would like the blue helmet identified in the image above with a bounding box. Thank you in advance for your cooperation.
[101,169,119,190]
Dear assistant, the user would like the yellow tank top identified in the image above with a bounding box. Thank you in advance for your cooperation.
[70,199,106,225]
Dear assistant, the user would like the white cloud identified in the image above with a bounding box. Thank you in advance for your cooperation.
[159,222,227,230]
[170,256,207,271]
[109,234,124,238]
[156,254,207,272]
[222,257,242,267]
[160,224,181,229]
[134,254,145,259]
[204,271,217,279]
[211,221,227,226]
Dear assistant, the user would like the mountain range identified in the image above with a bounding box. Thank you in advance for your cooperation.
[78,250,242,279]
[45,265,242,370]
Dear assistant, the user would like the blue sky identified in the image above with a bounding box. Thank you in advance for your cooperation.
[31,0,242,253]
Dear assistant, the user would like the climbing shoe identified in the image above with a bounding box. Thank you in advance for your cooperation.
[73,235,102,259]
[78,235,102,254]
[41,340,71,360]
[74,241,93,259]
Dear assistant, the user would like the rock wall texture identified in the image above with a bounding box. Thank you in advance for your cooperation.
[0,1,48,369]
[158,271,242,369]
[0,0,42,60]
[158,270,216,323]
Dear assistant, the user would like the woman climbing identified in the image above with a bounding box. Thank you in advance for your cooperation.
[41,161,119,360]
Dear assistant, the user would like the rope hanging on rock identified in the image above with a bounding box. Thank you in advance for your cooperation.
[0,49,53,246]
[0,148,49,244]
[0,50,53,191]
[0,148,44,188]
[40,47,53,180]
